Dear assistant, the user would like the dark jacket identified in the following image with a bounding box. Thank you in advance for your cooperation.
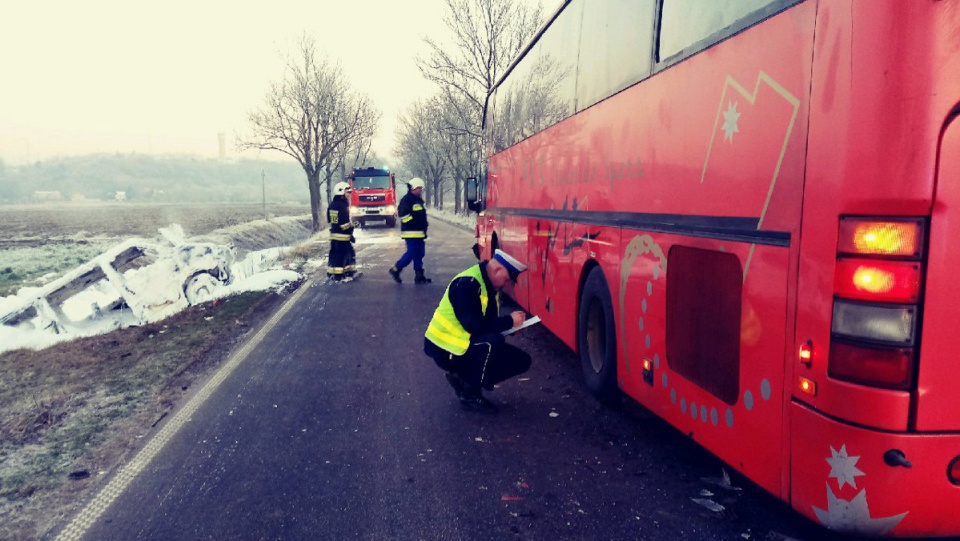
[398,191,428,238]
[327,195,354,241]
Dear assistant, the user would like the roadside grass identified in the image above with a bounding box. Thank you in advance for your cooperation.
[281,234,326,273]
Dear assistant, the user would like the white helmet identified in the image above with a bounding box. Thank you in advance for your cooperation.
[333,181,351,196]
[408,177,425,190]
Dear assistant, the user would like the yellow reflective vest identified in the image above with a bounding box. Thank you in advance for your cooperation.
[424,265,494,355]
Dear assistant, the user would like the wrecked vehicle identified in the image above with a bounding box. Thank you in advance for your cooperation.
[0,226,235,335]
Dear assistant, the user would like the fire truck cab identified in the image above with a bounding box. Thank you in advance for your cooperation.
[347,167,398,228]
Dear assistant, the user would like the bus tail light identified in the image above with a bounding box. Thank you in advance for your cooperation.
[829,217,925,390]
[833,260,921,303]
[838,219,923,257]
[828,341,913,389]
[831,300,916,343]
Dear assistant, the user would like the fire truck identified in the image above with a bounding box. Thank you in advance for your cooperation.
[347,167,398,228]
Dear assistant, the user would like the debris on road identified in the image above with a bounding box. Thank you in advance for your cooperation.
[701,468,742,491]
[692,497,726,513]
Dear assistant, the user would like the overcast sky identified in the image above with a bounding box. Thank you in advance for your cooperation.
[0,0,548,166]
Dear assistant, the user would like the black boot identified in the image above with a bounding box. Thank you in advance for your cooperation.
[414,269,432,284]
[389,266,402,284]
[459,387,498,413]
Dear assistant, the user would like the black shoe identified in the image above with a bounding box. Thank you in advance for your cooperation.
[459,393,498,414]
[414,269,432,284]
[389,266,402,284]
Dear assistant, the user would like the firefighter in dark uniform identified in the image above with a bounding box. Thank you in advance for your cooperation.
[327,181,357,281]
[424,249,533,413]
[388,177,431,284]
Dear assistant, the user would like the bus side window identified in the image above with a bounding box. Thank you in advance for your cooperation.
[575,0,655,112]
[659,0,789,63]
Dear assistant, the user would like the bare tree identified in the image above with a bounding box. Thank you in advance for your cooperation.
[238,35,381,231]
[395,97,449,208]
[437,93,481,214]
[415,0,543,212]
[420,0,543,128]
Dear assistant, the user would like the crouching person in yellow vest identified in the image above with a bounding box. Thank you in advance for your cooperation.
[424,249,533,413]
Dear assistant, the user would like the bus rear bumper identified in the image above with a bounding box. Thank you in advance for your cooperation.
[790,401,960,537]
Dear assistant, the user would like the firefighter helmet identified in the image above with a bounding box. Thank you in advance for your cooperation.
[408,177,425,190]
[333,181,351,196]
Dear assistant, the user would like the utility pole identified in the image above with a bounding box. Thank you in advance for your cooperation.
[261,169,267,220]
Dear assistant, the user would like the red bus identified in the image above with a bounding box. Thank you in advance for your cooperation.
[466,0,960,537]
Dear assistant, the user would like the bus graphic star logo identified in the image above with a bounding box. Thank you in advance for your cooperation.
[721,102,740,141]
[700,72,799,277]
[812,444,907,536]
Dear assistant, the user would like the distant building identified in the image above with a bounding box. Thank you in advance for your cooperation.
[33,190,62,201]
[115,191,127,201]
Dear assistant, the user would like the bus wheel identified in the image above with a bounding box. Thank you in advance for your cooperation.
[578,267,619,405]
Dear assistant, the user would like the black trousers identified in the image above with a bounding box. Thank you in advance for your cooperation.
[327,240,356,278]
[426,333,532,391]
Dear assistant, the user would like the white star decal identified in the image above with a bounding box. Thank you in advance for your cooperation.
[813,485,907,536]
[721,101,740,142]
[826,444,865,489]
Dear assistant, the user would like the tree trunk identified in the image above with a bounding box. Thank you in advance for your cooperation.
[308,171,323,232]
[454,178,462,214]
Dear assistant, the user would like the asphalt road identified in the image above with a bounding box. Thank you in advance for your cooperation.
[55,218,853,541]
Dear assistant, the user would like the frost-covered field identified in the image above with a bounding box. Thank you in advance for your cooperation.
[2,201,310,240]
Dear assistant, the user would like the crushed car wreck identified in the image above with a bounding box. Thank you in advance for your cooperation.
[1,225,235,335]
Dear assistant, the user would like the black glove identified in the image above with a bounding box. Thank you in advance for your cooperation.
[350,235,356,244]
